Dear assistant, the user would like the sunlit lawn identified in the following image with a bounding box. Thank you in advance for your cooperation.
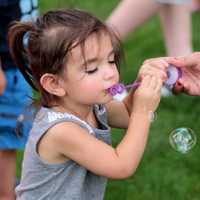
[17,1,200,199]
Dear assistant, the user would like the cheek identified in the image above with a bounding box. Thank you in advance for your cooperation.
[70,78,100,96]
[111,67,120,84]
[83,79,102,93]
[73,80,102,103]
[115,70,120,82]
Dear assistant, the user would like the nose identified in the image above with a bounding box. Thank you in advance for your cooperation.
[103,65,118,81]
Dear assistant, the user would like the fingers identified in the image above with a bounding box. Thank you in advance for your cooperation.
[140,75,151,87]
[149,76,157,89]
[173,75,200,96]
[144,56,187,68]
[140,61,168,81]
[141,75,162,93]
[144,57,169,66]
[141,57,182,81]
[149,76,162,94]
[140,65,167,80]
[144,57,181,67]
[173,80,184,94]
[141,53,200,96]
[143,59,168,70]
[174,52,200,68]
[163,57,185,67]
[154,78,162,93]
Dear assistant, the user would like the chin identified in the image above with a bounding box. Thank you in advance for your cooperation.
[93,91,113,105]
[101,94,113,104]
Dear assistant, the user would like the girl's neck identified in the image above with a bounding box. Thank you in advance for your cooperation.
[52,100,93,122]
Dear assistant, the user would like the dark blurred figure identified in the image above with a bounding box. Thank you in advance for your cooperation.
[0,0,38,199]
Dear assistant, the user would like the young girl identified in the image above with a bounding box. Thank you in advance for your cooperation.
[9,9,167,200]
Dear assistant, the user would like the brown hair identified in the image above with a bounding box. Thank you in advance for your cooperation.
[8,9,122,107]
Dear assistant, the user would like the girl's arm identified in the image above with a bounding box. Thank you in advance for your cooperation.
[105,99,130,129]
[38,75,162,180]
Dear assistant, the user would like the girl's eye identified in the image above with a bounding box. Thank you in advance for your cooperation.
[108,60,115,64]
[85,68,98,74]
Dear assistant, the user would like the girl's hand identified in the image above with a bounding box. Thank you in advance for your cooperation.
[124,57,180,115]
[132,75,162,114]
[138,57,183,81]
[138,58,168,81]
[0,59,6,95]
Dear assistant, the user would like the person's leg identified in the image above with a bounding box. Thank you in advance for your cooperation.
[191,0,200,11]
[107,0,160,39]
[0,150,16,200]
[159,3,192,56]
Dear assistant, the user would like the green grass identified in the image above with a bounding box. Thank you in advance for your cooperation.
[17,1,200,199]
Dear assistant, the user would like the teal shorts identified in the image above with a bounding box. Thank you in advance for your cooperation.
[0,68,33,150]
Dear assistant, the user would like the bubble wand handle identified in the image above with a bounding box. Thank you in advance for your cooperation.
[125,82,140,90]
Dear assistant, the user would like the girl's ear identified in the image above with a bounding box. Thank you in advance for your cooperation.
[40,73,66,97]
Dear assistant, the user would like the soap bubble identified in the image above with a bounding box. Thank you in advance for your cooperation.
[169,127,197,154]
[148,111,157,122]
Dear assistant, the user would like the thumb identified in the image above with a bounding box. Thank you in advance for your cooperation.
[166,57,186,68]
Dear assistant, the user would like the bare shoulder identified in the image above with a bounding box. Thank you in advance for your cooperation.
[48,121,93,148]
[37,121,92,164]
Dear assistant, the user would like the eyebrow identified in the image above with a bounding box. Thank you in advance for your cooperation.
[81,57,99,68]
[81,49,115,67]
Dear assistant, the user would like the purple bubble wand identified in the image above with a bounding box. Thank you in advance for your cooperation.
[107,65,182,97]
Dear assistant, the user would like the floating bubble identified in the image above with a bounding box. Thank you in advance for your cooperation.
[169,127,197,154]
[148,111,157,122]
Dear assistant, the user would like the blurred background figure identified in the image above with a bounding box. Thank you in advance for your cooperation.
[0,0,38,199]
[107,0,193,56]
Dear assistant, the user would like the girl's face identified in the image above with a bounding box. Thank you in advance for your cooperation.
[61,32,120,105]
